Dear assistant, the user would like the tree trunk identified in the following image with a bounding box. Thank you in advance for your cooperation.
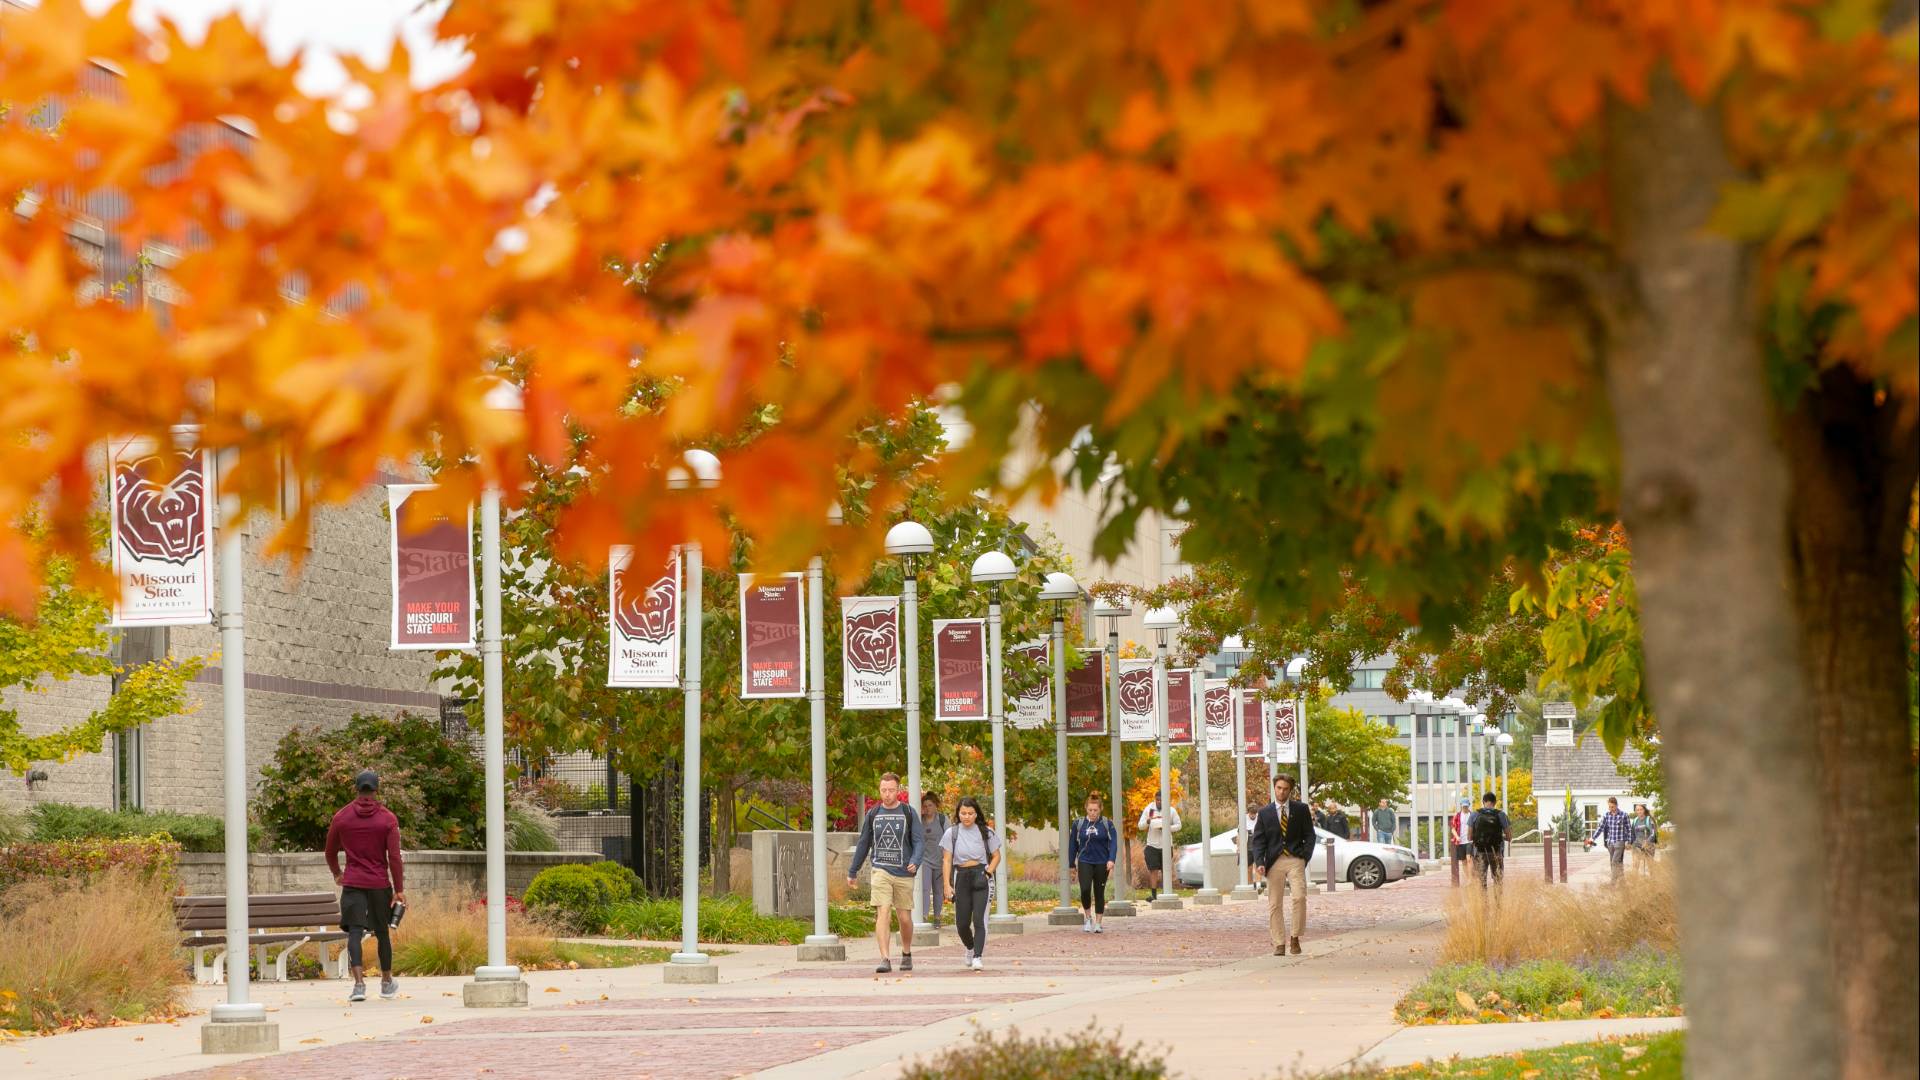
[711,779,738,896]
[1784,368,1919,1080]
[1602,72,1840,1078]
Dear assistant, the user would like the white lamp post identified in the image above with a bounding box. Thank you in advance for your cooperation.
[886,520,936,945]
[1040,572,1083,925]
[202,447,278,1053]
[1143,606,1183,910]
[1224,636,1256,899]
[1496,730,1514,814]
[1094,598,1137,917]
[464,379,531,1007]
[971,550,1023,933]
[799,505,848,961]
[664,448,720,985]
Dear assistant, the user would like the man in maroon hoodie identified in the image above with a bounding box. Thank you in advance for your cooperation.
[324,770,406,1002]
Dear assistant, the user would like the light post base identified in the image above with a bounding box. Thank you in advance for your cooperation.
[797,935,846,962]
[911,922,942,948]
[464,965,529,1008]
[664,953,719,984]
[1103,899,1139,917]
[1230,884,1259,900]
[987,914,1024,935]
[201,1007,277,1055]
[1046,905,1083,926]
[1193,888,1224,906]
[1150,895,1185,910]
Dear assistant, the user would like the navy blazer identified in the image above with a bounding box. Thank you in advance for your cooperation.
[1249,799,1317,873]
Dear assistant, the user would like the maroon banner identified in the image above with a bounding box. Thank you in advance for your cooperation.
[739,574,806,698]
[1065,652,1107,735]
[388,486,475,650]
[1239,691,1268,758]
[1167,669,1195,746]
[933,619,988,721]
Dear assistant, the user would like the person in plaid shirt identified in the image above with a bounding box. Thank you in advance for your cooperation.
[1584,797,1633,882]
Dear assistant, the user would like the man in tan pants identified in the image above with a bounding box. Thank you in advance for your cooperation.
[1250,774,1314,955]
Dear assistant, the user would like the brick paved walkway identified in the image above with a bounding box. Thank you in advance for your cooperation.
[168,870,1459,1080]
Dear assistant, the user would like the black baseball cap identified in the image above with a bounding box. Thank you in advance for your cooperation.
[355,770,380,793]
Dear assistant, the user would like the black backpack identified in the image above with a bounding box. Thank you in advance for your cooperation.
[1470,809,1505,851]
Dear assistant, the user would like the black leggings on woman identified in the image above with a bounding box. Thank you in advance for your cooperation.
[951,865,990,958]
[1077,861,1110,914]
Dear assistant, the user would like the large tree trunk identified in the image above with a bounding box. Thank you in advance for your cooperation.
[711,779,739,896]
[1784,368,1919,1080]
[1602,72,1840,1078]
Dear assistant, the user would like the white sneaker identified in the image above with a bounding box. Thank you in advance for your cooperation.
[970,957,983,971]
[1081,917,1092,933]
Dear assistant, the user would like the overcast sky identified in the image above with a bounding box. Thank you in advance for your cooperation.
[83,0,468,94]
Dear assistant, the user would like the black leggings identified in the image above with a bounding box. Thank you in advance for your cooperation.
[951,865,990,958]
[1077,862,1109,914]
[347,925,392,973]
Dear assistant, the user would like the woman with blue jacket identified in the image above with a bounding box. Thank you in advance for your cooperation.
[1067,792,1119,932]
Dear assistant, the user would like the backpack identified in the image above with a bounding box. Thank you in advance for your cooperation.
[1470,809,1504,851]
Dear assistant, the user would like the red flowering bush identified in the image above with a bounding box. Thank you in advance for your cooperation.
[0,835,181,892]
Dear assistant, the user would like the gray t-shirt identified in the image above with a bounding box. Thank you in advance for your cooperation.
[940,823,1001,865]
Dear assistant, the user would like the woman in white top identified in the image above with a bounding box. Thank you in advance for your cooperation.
[940,796,1002,970]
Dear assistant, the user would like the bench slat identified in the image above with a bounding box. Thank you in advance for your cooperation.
[174,893,343,932]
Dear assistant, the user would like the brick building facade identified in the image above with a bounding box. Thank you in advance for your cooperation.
[2,485,444,816]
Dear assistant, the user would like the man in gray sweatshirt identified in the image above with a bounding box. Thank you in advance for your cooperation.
[847,772,925,973]
[1370,799,1397,846]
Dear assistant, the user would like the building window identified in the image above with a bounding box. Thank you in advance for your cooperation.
[1346,668,1388,691]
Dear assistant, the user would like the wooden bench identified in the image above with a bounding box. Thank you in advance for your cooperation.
[174,893,351,984]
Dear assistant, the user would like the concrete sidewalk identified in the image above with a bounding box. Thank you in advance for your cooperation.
[1354,1016,1687,1069]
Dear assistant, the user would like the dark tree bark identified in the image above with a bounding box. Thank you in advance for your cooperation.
[1602,71,1840,1078]
[1783,368,1920,1080]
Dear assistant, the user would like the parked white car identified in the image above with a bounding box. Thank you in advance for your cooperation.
[1175,825,1420,890]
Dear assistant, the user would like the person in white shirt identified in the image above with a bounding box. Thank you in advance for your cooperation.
[1135,795,1183,901]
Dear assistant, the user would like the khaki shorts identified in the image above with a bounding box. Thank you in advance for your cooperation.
[869,868,915,911]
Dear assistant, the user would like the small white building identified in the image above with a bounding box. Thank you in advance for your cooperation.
[1530,735,1651,836]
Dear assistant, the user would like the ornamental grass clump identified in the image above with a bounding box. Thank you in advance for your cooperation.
[0,868,187,1032]
[898,1025,1167,1080]
[390,893,563,976]
[1439,860,1677,965]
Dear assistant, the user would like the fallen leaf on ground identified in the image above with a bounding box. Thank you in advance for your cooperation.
[419,1016,433,1024]
[300,1037,323,1044]
[1622,1046,1647,1060]
[1456,989,1478,1012]
[544,987,561,993]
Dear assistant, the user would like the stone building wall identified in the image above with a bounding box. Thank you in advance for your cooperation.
[3,483,445,817]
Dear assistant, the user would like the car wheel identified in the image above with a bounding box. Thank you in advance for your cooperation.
[1348,856,1385,890]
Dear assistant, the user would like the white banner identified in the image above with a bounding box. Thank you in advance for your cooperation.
[108,433,215,627]
[1116,658,1156,742]
[1010,642,1050,729]
[608,546,680,688]
[1272,699,1300,764]
[841,595,902,709]
[388,485,476,650]
[1202,680,1234,751]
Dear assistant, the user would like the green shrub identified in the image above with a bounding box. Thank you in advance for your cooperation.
[1395,951,1684,1023]
[523,864,620,932]
[255,712,484,851]
[899,1025,1166,1080]
[506,799,560,852]
[0,836,181,891]
[604,894,808,945]
[1007,880,1056,902]
[25,802,256,853]
[588,860,644,902]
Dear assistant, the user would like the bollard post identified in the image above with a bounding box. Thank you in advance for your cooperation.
[1558,836,1569,883]
[1544,834,1554,882]
[1323,838,1337,893]
[1449,842,1460,887]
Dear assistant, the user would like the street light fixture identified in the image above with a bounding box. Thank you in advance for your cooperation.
[1092,596,1137,917]
[664,449,720,985]
[1495,730,1515,812]
[798,504,848,961]
[1039,572,1082,925]
[971,550,1022,933]
[887,520,936,944]
[465,379,532,1007]
[1142,606,1182,910]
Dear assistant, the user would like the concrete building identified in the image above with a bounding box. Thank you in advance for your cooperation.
[2,488,445,816]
